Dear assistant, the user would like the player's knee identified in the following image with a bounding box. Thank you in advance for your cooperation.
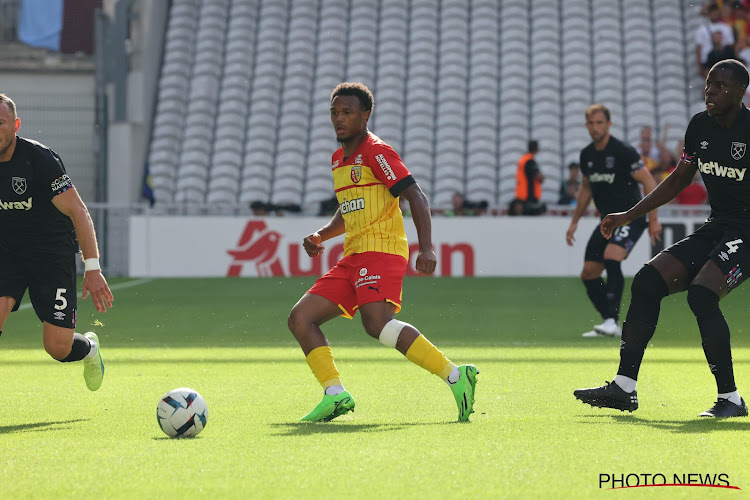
[687,284,720,319]
[631,264,669,302]
[44,335,73,361]
[287,306,305,336]
[361,315,389,339]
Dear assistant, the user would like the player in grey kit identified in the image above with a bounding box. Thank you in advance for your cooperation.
[566,104,662,337]
[575,60,750,418]
[0,93,113,390]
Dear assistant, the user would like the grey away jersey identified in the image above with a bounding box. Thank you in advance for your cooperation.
[684,106,750,221]
[580,136,644,217]
[0,136,76,256]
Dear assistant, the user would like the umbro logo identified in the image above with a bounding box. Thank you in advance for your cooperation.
[53,311,65,321]
[700,141,709,150]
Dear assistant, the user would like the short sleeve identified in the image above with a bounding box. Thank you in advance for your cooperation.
[624,145,644,174]
[682,114,699,165]
[38,149,73,199]
[369,144,412,189]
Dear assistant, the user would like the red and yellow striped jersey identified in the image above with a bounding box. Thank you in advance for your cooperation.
[331,132,413,259]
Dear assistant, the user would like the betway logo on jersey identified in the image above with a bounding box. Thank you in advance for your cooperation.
[0,197,32,210]
[375,154,397,180]
[698,159,746,181]
[589,172,616,184]
[340,197,365,214]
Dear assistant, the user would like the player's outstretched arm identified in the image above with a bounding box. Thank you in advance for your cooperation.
[566,176,593,246]
[52,188,114,313]
[399,183,436,274]
[601,160,697,239]
[303,208,345,257]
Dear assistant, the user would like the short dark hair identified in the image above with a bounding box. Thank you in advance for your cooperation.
[0,93,17,119]
[331,82,374,112]
[711,58,750,89]
[528,140,539,153]
[568,162,580,170]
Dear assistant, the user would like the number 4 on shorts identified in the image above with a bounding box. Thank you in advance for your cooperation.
[725,239,743,254]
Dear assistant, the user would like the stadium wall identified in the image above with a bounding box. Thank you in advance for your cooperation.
[129,215,708,278]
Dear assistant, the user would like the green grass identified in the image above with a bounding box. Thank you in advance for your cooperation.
[1,277,749,499]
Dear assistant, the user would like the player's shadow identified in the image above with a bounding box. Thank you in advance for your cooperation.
[577,414,750,434]
[0,419,89,434]
[270,421,453,436]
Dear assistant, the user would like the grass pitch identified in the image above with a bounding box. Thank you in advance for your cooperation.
[1,277,749,499]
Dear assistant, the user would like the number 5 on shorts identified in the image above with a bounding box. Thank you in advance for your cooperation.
[55,288,68,310]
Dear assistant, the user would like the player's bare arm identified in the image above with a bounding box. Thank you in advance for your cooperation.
[630,166,662,245]
[399,183,436,274]
[566,176,593,246]
[601,159,697,239]
[303,208,345,257]
[52,187,114,313]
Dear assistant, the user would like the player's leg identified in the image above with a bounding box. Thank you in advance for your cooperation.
[574,252,687,411]
[289,268,358,421]
[688,234,749,418]
[580,226,608,336]
[356,252,478,421]
[29,254,104,390]
[0,296,15,338]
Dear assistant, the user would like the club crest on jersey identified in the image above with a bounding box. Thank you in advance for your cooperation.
[11,177,26,195]
[731,142,746,160]
[350,165,362,183]
[605,157,615,169]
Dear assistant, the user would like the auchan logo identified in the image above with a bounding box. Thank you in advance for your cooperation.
[226,220,475,277]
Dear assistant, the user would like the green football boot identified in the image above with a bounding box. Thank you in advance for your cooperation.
[450,365,479,422]
[83,332,104,391]
[300,391,355,422]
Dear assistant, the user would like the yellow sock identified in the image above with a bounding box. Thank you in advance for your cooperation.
[305,346,342,389]
[405,335,456,379]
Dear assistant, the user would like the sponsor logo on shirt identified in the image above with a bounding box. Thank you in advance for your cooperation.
[0,197,32,210]
[697,158,747,181]
[332,160,340,168]
[355,154,363,165]
[605,156,615,169]
[375,154,397,180]
[51,174,73,192]
[340,197,365,214]
[588,172,616,184]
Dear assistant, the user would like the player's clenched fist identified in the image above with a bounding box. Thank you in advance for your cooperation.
[303,232,324,257]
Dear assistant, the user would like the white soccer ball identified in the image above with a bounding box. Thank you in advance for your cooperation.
[157,388,208,438]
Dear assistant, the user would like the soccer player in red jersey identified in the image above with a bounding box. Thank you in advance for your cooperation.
[288,82,478,422]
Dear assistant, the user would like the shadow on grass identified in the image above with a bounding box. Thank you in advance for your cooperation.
[576,414,750,433]
[0,419,89,434]
[269,420,455,436]
[3,356,748,365]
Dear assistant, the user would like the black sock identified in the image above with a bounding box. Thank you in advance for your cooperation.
[617,265,669,380]
[604,259,624,323]
[687,285,736,393]
[60,333,91,362]
[583,278,608,319]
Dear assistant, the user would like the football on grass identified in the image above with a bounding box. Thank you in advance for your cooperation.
[157,388,208,438]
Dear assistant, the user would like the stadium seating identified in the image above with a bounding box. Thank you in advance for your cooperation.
[148,0,701,211]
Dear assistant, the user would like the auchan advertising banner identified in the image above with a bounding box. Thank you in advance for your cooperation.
[128,216,708,278]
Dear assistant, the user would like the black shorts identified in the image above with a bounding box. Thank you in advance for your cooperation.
[664,219,750,293]
[0,248,78,328]
[584,216,648,262]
